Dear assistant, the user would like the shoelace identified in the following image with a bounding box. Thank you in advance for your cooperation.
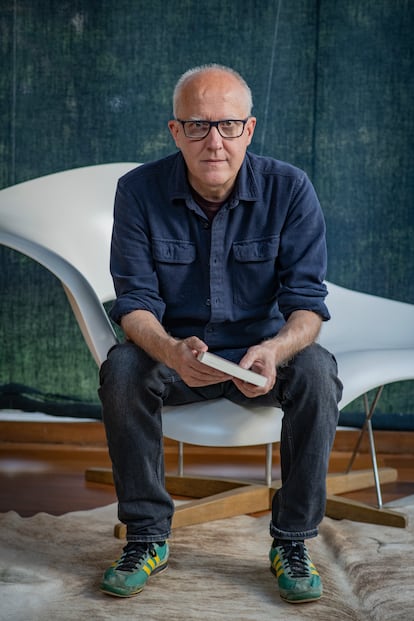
[116,542,155,572]
[280,542,310,578]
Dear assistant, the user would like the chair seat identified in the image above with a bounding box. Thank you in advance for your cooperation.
[162,399,283,447]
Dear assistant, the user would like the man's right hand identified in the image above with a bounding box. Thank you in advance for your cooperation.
[168,336,231,387]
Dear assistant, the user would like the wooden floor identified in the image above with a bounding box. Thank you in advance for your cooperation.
[0,419,413,517]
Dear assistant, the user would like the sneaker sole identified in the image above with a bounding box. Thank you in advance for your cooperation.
[280,592,322,604]
[100,561,168,598]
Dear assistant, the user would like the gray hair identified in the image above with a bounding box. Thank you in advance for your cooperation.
[172,64,253,117]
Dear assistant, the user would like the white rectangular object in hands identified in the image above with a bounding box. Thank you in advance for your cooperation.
[197,351,267,387]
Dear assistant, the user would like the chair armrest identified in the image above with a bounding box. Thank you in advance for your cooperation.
[0,231,118,366]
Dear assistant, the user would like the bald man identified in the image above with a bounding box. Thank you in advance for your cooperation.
[99,64,342,604]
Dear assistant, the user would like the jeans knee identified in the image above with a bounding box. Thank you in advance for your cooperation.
[285,344,342,405]
[101,341,155,382]
[99,342,161,407]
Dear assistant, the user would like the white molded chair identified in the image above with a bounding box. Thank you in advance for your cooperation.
[1,164,412,530]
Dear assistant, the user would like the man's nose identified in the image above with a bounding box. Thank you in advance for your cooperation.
[205,125,223,148]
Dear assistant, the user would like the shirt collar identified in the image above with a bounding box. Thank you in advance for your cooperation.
[168,151,260,205]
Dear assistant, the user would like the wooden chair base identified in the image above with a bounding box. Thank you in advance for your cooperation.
[325,494,407,528]
[85,464,407,539]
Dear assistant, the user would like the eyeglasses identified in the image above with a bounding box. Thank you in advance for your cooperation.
[176,118,249,140]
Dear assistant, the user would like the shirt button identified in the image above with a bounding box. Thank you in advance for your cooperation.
[206,298,211,306]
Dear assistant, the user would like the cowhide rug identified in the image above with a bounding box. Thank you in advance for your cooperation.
[0,498,412,621]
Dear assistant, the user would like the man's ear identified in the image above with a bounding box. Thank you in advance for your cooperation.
[168,120,180,144]
[245,117,257,145]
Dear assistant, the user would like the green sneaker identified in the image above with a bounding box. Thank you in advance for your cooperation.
[269,540,322,603]
[100,541,169,597]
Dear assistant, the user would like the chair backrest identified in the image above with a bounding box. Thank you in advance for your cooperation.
[0,163,139,303]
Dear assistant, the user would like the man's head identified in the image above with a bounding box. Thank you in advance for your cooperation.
[168,64,256,201]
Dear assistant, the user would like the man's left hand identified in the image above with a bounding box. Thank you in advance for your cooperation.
[231,343,277,397]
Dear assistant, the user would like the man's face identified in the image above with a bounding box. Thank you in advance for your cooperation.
[168,70,256,201]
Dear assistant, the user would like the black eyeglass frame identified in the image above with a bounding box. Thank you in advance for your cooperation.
[176,118,250,140]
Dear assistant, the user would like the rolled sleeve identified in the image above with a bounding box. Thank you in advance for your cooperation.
[109,178,166,325]
[275,172,330,321]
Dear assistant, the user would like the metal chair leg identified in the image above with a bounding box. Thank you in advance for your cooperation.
[346,386,385,508]
[178,441,184,476]
[366,407,383,508]
[265,443,273,487]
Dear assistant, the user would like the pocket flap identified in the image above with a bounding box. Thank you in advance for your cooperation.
[153,239,196,264]
[233,236,279,262]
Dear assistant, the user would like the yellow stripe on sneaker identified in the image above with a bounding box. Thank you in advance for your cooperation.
[273,554,285,577]
[143,555,162,576]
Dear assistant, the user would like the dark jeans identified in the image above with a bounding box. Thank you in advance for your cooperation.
[98,342,342,543]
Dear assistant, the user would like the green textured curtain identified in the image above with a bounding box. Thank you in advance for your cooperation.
[0,0,413,422]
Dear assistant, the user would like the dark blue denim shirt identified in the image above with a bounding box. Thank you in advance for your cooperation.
[110,151,330,354]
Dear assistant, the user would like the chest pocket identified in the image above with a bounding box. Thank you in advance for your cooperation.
[152,239,197,306]
[153,239,196,264]
[232,236,280,308]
